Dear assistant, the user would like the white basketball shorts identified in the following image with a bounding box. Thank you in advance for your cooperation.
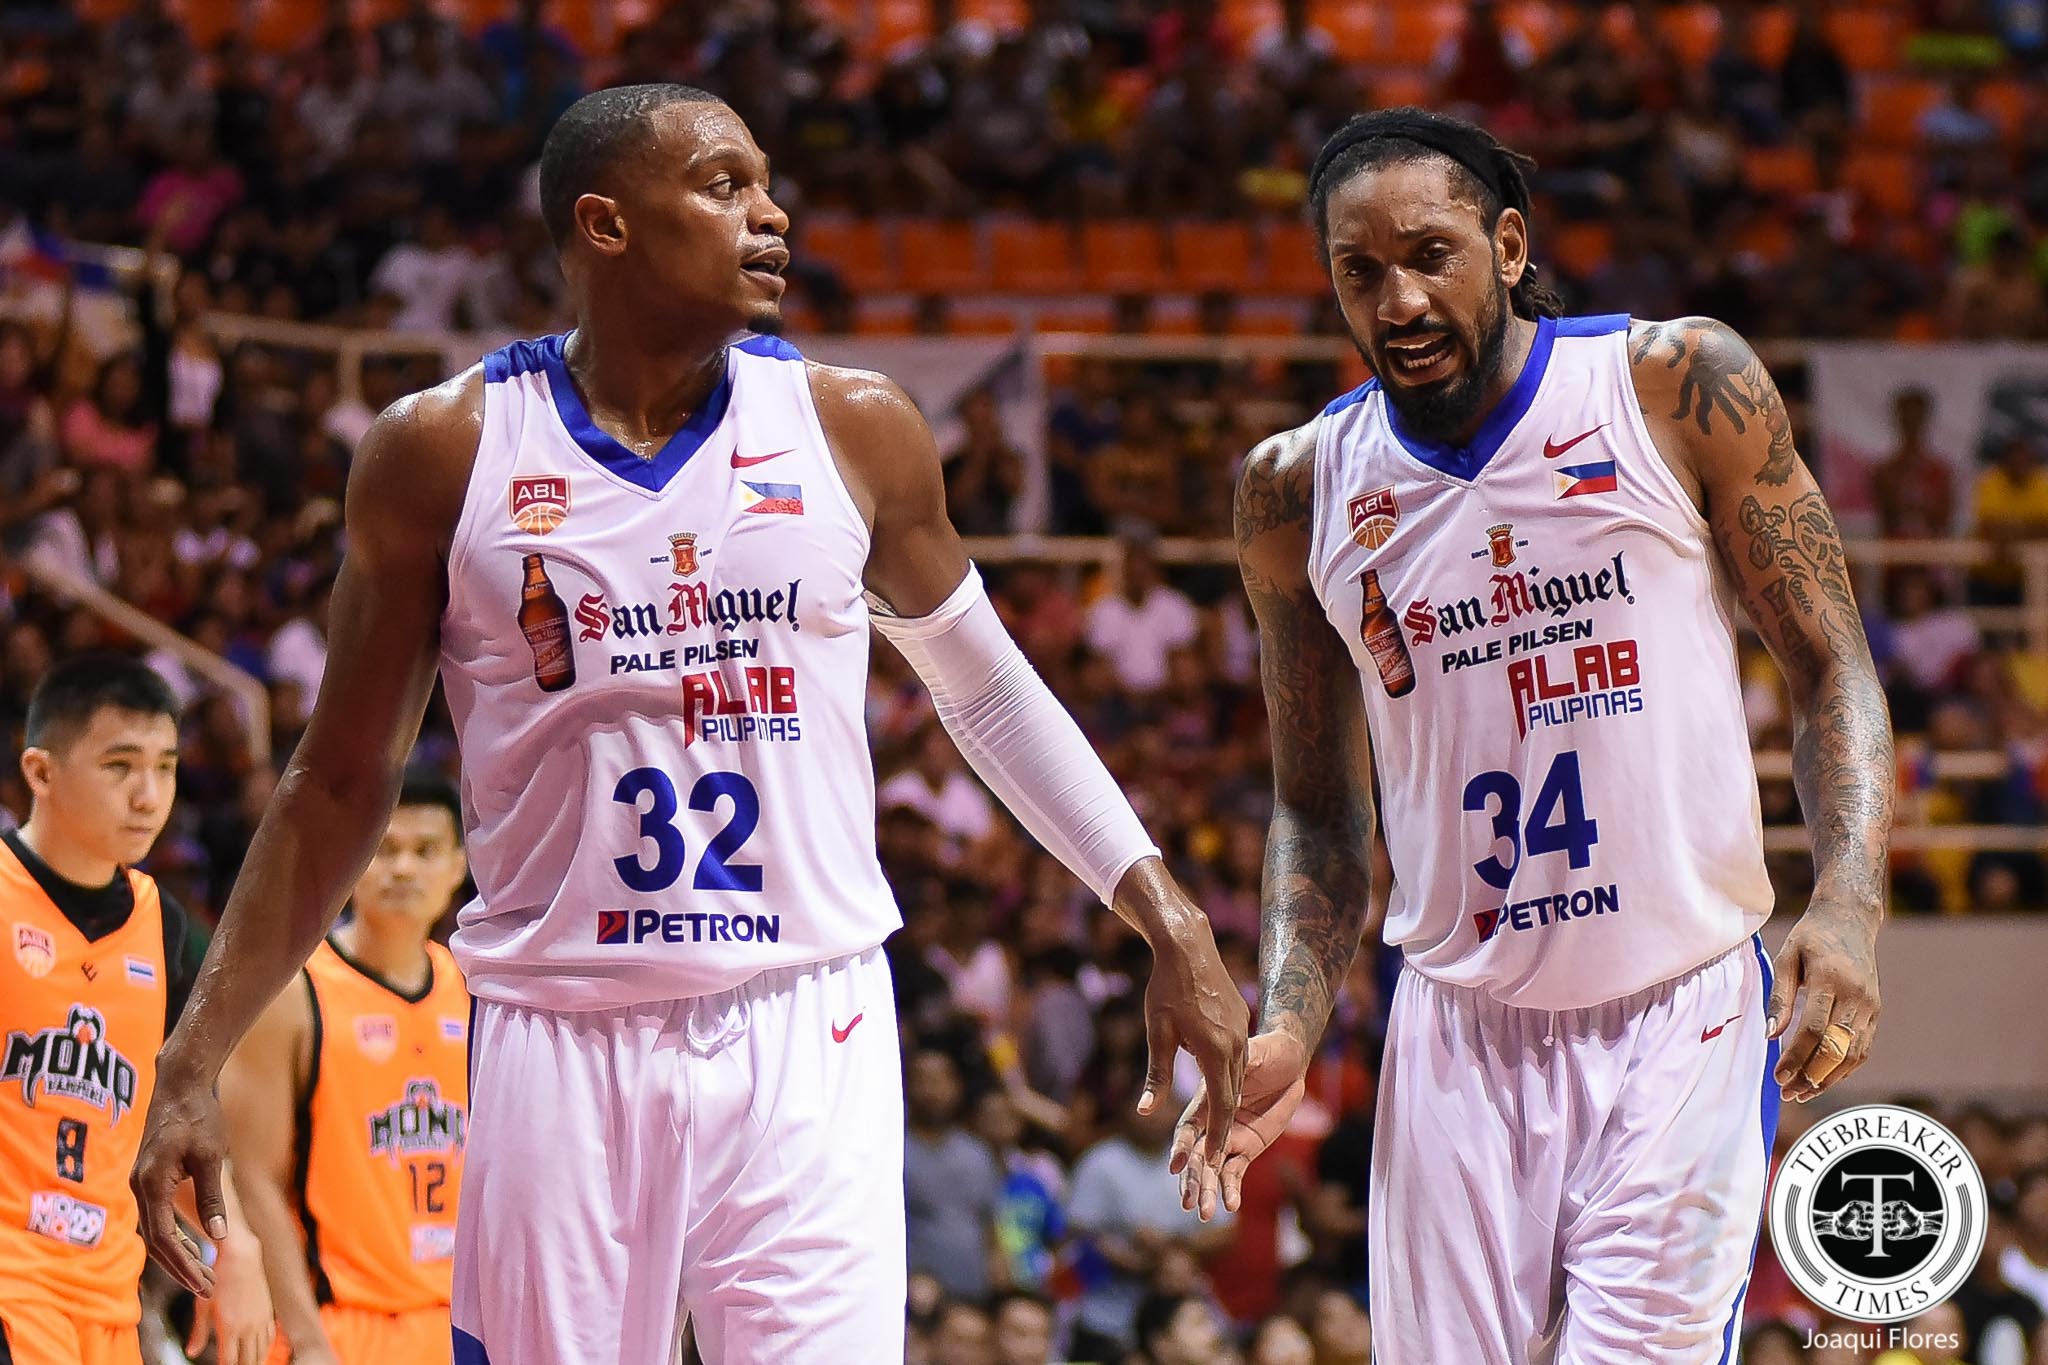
[1369,936,1780,1365]
[450,945,905,1365]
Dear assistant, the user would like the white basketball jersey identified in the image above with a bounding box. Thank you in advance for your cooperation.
[1309,314,1772,1010]
[440,333,900,1011]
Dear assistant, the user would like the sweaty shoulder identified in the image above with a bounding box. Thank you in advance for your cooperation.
[1236,418,1322,590]
[1624,316,1793,506]
[803,360,934,528]
[349,366,487,556]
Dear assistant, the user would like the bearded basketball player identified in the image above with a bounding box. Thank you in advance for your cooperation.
[132,85,1246,1365]
[1175,109,1892,1364]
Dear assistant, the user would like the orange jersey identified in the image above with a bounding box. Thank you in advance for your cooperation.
[0,840,166,1326]
[298,937,470,1314]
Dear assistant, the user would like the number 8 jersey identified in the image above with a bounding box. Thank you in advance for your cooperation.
[1309,315,1772,1010]
[440,334,900,1010]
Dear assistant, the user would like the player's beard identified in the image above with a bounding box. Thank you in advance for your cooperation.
[1367,272,1513,446]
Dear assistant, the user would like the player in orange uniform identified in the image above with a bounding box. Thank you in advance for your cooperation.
[222,776,471,1365]
[0,654,273,1365]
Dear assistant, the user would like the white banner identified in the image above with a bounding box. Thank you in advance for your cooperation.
[1810,342,2048,535]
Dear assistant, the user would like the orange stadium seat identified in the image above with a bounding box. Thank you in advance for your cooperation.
[1732,217,1794,267]
[988,221,1080,293]
[1383,4,1463,66]
[1036,305,1115,333]
[1544,222,1614,281]
[872,0,933,58]
[1743,146,1819,197]
[949,308,1024,335]
[852,301,917,335]
[802,219,895,294]
[1169,222,1255,293]
[1501,2,1562,57]
[167,0,238,47]
[1826,9,1903,71]
[960,0,1029,30]
[1977,80,2038,143]
[1223,0,1282,50]
[896,221,984,294]
[251,0,328,52]
[1258,221,1330,296]
[1311,0,1382,61]
[1842,149,1918,218]
[1862,78,1946,146]
[1082,221,1170,294]
[1659,5,1724,66]
[1748,6,1795,65]
[1374,70,1434,110]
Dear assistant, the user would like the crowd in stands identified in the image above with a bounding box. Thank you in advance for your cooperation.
[0,0,2045,336]
[2,1,2048,1362]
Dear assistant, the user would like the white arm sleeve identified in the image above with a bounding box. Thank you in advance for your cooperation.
[870,567,1160,903]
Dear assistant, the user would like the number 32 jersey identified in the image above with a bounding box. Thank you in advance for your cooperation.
[1309,314,1772,1010]
[441,334,900,1010]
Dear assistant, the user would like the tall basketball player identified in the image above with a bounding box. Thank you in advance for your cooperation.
[132,85,1246,1365]
[222,776,471,1365]
[0,655,273,1365]
[1173,110,1893,1363]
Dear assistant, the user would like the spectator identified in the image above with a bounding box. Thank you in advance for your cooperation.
[945,388,1026,536]
[1067,1099,1233,1357]
[369,204,484,333]
[1875,388,1958,539]
[1947,225,2048,340]
[1437,0,1536,111]
[1250,0,1335,101]
[949,39,1062,205]
[135,122,245,257]
[988,1290,1055,1365]
[2005,1166,2048,1315]
[62,351,156,474]
[124,32,216,158]
[880,725,997,851]
[1083,535,1199,694]
[1132,1291,1233,1365]
[1970,435,2048,604]
[974,1091,1067,1296]
[928,1298,996,1365]
[377,27,497,166]
[904,1049,1005,1302]
[1306,1287,1372,1365]
[297,31,379,170]
[1245,1315,1314,1365]
[1779,0,1854,136]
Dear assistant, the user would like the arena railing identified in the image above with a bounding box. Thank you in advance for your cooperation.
[175,313,2048,855]
[18,551,271,770]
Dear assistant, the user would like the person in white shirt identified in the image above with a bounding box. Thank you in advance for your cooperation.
[1083,534,1199,694]
[368,206,481,333]
[2004,1169,2048,1316]
[879,725,996,849]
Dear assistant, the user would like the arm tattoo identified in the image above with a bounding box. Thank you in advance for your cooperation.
[1727,490,1894,910]
[1236,440,1373,1052]
[1637,318,1799,487]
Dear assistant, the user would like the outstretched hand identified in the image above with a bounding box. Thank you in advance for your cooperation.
[130,1063,231,1296]
[1170,1030,1309,1222]
[1128,886,1249,1183]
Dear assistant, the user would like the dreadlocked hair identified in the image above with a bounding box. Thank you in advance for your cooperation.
[1307,107,1566,322]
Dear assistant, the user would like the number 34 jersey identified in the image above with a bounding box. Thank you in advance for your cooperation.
[1309,314,1772,1010]
[441,334,900,1011]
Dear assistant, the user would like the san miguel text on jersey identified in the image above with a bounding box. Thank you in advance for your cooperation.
[1307,314,1772,1011]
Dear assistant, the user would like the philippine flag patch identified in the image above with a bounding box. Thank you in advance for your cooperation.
[1553,461,1618,499]
[740,480,805,515]
[124,956,156,988]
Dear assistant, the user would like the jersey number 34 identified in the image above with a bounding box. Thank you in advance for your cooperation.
[1461,750,1600,891]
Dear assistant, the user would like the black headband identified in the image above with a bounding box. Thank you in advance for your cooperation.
[1308,109,1523,215]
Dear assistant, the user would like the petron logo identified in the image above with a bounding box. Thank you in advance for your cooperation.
[1770,1105,1987,1324]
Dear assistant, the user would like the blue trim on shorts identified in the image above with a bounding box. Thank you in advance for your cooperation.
[454,1327,492,1364]
[1718,934,1783,1364]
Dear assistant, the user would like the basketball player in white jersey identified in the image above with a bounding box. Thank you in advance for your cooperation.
[1173,110,1894,1363]
[130,85,1247,1365]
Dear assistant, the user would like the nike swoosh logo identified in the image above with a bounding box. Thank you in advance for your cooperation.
[1543,424,1609,459]
[831,1012,864,1044]
[1700,1013,1744,1043]
[731,449,793,468]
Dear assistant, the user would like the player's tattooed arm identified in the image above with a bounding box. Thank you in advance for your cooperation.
[1632,317,1892,1101]
[1236,423,1374,1058]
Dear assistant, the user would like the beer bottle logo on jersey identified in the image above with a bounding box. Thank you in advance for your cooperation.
[368,1078,469,1164]
[1769,1105,1986,1324]
[2,1004,139,1123]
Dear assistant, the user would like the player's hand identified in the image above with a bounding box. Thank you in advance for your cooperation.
[1120,870,1248,1165]
[193,1230,276,1365]
[132,1064,231,1296]
[1171,1029,1309,1222]
[1768,901,1881,1104]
